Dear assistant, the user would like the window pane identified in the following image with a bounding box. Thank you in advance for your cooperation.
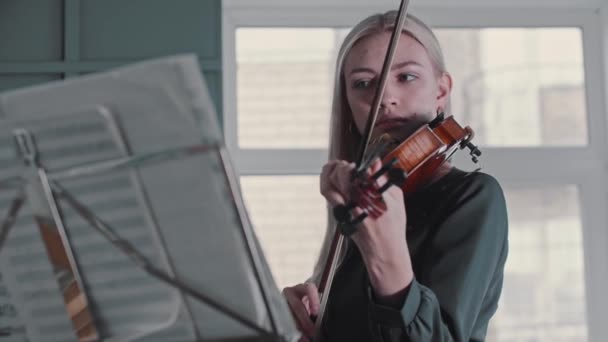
[240,176,327,287]
[236,28,346,148]
[241,177,588,340]
[437,28,587,146]
[236,27,587,148]
[489,185,588,341]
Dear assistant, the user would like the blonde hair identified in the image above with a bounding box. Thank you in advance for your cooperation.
[309,11,449,284]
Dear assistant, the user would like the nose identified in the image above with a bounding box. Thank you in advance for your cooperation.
[379,84,399,109]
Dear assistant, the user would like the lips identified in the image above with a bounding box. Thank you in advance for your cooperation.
[373,116,425,141]
[374,117,410,131]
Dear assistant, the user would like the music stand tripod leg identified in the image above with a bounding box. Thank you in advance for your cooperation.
[14,129,100,342]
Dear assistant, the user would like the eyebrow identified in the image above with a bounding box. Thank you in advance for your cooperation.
[348,60,423,75]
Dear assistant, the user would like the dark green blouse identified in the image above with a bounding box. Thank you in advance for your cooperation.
[320,168,509,342]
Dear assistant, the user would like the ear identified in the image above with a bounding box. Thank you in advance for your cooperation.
[436,72,453,111]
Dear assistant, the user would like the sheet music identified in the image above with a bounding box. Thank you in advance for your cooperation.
[0,273,28,341]
[0,120,30,342]
[0,55,299,342]
[0,110,190,342]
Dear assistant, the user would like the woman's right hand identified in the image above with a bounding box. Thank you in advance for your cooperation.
[282,283,320,340]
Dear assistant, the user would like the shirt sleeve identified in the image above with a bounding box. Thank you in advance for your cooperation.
[366,173,509,342]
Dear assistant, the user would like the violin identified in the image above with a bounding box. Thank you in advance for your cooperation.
[311,0,482,339]
[333,112,481,234]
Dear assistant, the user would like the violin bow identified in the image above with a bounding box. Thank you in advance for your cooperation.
[313,0,411,339]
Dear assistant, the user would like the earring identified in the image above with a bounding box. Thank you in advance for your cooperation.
[429,109,445,129]
[436,108,445,120]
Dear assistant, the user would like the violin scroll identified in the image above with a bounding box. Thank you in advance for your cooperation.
[461,126,482,163]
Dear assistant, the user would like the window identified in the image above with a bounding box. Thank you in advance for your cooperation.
[236,27,587,149]
[223,4,608,342]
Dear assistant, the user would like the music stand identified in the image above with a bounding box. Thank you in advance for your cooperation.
[0,55,300,342]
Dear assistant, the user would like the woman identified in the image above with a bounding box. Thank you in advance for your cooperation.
[282,11,509,342]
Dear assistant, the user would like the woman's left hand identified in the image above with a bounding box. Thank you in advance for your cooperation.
[350,159,413,299]
[320,158,414,299]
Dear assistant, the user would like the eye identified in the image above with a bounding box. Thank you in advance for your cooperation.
[398,73,417,82]
[353,79,372,89]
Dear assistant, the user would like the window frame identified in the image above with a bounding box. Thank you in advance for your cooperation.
[222,3,608,341]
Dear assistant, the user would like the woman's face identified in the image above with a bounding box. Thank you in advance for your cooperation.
[343,31,452,142]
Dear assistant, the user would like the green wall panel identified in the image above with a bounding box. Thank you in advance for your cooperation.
[80,0,221,60]
[0,0,222,125]
[0,0,63,61]
[0,74,62,93]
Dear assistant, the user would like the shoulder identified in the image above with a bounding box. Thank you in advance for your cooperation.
[460,170,505,201]
[409,168,508,232]
[439,169,505,206]
[436,169,508,235]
